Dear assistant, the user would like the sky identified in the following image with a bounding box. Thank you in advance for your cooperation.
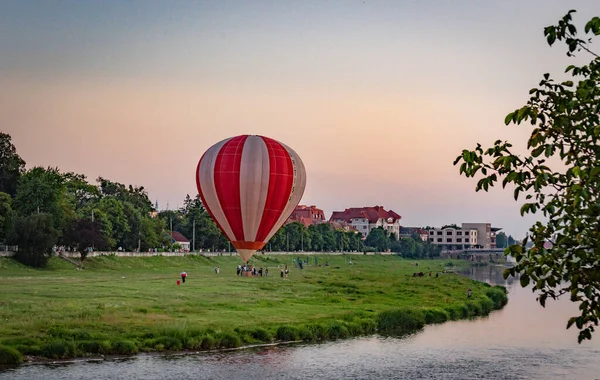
[1,0,599,238]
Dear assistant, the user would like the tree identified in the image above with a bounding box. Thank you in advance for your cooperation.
[496,232,507,248]
[14,167,69,235]
[0,133,26,197]
[365,227,390,252]
[454,10,600,342]
[63,218,107,260]
[7,213,59,268]
[0,192,12,242]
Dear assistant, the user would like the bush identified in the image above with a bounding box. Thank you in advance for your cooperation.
[305,324,327,340]
[357,318,377,334]
[201,335,217,350]
[217,332,241,349]
[325,321,350,340]
[486,287,508,309]
[465,302,482,317]
[343,321,363,336]
[377,309,425,335]
[423,309,449,324]
[249,328,272,343]
[297,326,316,342]
[0,345,23,365]
[478,297,494,315]
[275,326,299,341]
[110,340,137,355]
[40,340,76,359]
[16,345,41,356]
[185,337,202,350]
[154,337,182,351]
[78,340,111,354]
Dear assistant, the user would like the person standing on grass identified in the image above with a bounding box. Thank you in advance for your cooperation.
[180,271,187,283]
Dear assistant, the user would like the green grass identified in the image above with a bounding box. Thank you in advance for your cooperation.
[0,254,506,363]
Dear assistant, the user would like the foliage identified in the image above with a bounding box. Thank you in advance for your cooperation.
[8,213,59,268]
[0,192,12,242]
[377,309,425,335]
[454,10,600,342]
[63,218,107,260]
[0,133,26,197]
[14,167,69,234]
[365,227,390,252]
[0,345,23,365]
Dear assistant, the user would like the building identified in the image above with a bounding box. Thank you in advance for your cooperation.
[168,231,190,251]
[287,205,327,227]
[329,206,402,239]
[462,223,501,249]
[427,223,501,250]
[399,227,428,242]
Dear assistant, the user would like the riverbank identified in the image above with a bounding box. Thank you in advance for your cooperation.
[0,255,507,365]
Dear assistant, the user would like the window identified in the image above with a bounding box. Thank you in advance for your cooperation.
[446,231,453,235]
[437,238,442,242]
[457,238,462,243]
[457,231,462,235]
[446,238,452,242]
[429,238,434,242]
[437,231,442,236]
[430,231,434,235]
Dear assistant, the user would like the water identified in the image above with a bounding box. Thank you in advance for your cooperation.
[2,265,599,380]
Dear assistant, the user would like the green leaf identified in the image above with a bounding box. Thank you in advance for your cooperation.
[520,273,530,287]
[504,112,514,125]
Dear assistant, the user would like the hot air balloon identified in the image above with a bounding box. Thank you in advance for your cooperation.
[196,135,306,263]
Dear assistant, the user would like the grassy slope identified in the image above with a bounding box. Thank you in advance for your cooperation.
[0,255,505,360]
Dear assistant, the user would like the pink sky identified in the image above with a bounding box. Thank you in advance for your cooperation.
[3,1,597,237]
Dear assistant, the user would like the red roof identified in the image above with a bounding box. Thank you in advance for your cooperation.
[169,231,190,243]
[329,206,401,224]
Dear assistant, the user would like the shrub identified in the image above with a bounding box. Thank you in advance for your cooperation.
[110,340,137,355]
[249,328,272,343]
[0,345,23,365]
[40,340,76,359]
[478,297,494,315]
[78,340,111,354]
[16,345,41,356]
[154,337,182,351]
[185,337,202,350]
[201,335,217,350]
[217,332,241,349]
[306,324,327,340]
[343,321,363,336]
[276,326,299,341]
[357,318,378,334]
[326,321,350,340]
[486,287,508,309]
[465,302,482,317]
[377,309,425,335]
[423,309,449,324]
[297,326,316,342]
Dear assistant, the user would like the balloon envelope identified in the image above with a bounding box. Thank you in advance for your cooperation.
[196,135,306,262]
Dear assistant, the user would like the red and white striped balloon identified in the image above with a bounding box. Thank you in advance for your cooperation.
[196,135,306,262]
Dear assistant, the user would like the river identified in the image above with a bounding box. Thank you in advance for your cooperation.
[1,265,599,379]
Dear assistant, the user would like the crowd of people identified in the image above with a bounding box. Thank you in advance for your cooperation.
[237,264,268,277]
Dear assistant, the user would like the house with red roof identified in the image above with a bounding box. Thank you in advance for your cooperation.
[167,231,190,252]
[329,206,402,239]
[287,205,327,228]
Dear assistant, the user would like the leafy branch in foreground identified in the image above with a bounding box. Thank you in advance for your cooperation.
[454,10,600,343]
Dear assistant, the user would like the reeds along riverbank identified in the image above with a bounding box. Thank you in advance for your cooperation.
[0,255,507,365]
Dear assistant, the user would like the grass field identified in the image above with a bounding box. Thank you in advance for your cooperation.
[0,254,507,364]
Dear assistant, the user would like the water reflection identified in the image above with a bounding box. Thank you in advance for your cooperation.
[2,265,599,380]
